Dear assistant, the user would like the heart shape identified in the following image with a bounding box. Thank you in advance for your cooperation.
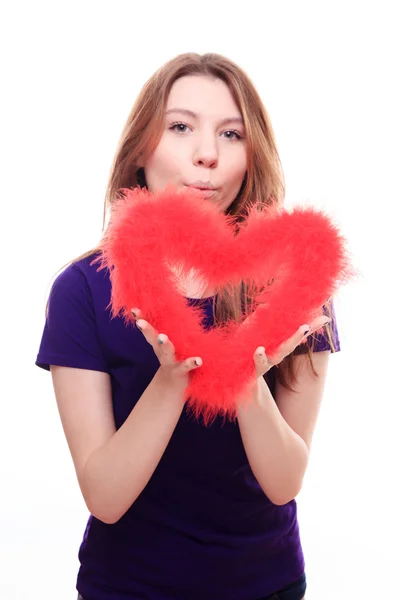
[97,186,353,422]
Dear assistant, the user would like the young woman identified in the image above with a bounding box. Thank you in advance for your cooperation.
[36,52,340,600]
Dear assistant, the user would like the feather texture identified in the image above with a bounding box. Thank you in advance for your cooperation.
[97,185,354,422]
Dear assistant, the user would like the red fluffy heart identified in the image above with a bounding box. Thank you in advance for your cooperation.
[97,186,353,422]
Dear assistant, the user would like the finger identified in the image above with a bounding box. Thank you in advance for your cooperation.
[255,346,267,363]
[156,334,176,367]
[254,346,274,375]
[274,324,311,357]
[176,356,203,374]
[131,307,142,319]
[298,316,332,345]
[135,318,160,347]
[309,315,331,332]
[294,324,312,347]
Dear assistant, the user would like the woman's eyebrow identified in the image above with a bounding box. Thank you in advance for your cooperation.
[165,108,244,126]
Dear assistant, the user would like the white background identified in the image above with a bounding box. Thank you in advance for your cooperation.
[1,1,399,598]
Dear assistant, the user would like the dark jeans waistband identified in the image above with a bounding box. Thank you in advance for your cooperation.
[258,572,307,600]
[77,573,306,600]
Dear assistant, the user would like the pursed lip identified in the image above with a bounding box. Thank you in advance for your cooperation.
[186,181,218,190]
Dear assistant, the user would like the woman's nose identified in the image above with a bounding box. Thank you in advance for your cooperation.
[193,140,218,168]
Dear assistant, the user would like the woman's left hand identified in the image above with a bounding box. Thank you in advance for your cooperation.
[253,315,331,378]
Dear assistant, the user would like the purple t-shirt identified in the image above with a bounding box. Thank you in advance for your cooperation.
[36,253,340,600]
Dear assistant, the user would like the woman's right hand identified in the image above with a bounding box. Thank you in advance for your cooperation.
[131,308,202,392]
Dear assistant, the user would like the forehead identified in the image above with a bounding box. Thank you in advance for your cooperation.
[167,75,241,118]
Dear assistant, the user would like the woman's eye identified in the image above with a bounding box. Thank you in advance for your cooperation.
[170,122,190,133]
[223,130,242,140]
[169,123,243,140]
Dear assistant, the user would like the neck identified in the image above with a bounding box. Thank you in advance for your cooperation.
[169,265,214,299]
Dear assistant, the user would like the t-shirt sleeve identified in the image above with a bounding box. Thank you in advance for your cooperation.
[294,299,341,354]
[35,264,109,373]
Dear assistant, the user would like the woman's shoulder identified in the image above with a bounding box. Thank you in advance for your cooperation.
[46,250,111,324]
[53,250,107,289]
[38,250,110,373]
[66,249,103,276]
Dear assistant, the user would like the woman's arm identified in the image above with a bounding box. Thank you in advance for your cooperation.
[51,310,201,525]
[52,365,187,524]
[237,350,330,505]
[83,368,186,524]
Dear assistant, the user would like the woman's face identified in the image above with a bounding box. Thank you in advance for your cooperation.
[143,75,248,212]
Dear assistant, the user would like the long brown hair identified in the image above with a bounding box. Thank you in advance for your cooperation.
[52,52,336,392]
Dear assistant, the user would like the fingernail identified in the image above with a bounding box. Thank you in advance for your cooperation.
[158,337,163,344]
[302,326,310,336]
[257,348,265,356]
[136,322,142,331]
[194,359,201,366]
[131,310,137,318]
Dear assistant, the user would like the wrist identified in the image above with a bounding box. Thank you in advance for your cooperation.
[153,368,188,405]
